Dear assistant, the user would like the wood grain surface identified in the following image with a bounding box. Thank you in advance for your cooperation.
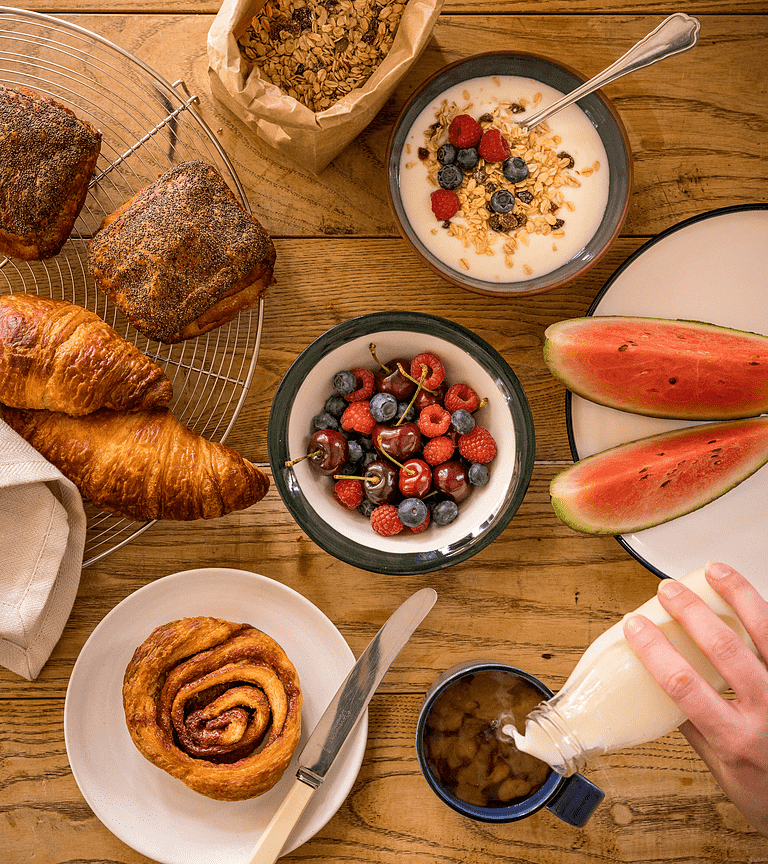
[1,2,767,863]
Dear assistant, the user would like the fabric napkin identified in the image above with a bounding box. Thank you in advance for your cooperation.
[0,418,86,680]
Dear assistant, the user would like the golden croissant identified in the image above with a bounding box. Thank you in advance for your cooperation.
[0,293,172,414]
[123,617,302,801]
[0,405,268,520]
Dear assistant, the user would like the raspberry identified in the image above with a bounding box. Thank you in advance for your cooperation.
[410,352,445,389]
[340,401,375,435]
[422,435,454,465]
[458,425,497,463]
[430,189,460,221]
[333,478,364,509]
[444,382,480,413]
[370,504,403,536]
[478,128,511,163]
[448,113,482,149]
[418,403,451,437]
[345,367,375,402]
[410,508,431,534]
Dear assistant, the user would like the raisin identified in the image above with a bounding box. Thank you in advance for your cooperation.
[428,121,442,139]
[472,168,487,184]
[549,201,559,213]
[292,7,313,30]
[442,220,452,229]
[510,102,526,114]
[553,218,565,229]
[478,113,494,123]
[557,151,575,169]
[417,147,429,161]
[517,189,533,205]
[485,181,497,194]
[488,212,520,233]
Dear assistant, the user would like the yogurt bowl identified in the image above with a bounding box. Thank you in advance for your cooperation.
[386,52,632,297]
[267,312,535,575]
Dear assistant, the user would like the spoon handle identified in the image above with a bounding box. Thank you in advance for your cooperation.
[521,13,701,129]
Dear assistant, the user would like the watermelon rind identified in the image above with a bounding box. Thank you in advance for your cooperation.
[544,316,768,420]
[551,416,768,535]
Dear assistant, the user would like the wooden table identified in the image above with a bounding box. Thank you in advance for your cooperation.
[2,1,767,862]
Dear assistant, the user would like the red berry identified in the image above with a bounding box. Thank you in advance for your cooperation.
[422,435,455,465]
[430,189,460,221]
[478,128,511,163]
[410,352,445,389]
[410,508,431,534]
[333,478,364,509]
[370,504,403,536]
[341,401,375,435]
[458,425,497,463]
[418,403,451,437]
[448,113,482,149]
[345,367,375,402]
[444,382,480,413]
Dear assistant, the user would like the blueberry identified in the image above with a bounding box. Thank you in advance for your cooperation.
[468,462,490,486]
[490,189,515,213]
[312,411,340,431]
[451,409,475,435]
[358,499,376,518]
[502,156,529,183]
[347,439,364,464]
[437,164,462,191]
[324,394,347,418]
[370,391,397,423]
[396,401,415,423]
[398,497,428,528]
[333,370,357,395]
[437,143,457,164]
[432,499,459,526]
[362,450,379,469]
[456,147,480,171]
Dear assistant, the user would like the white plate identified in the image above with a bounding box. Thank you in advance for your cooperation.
[567,205,768,594]
[64,568,368,864]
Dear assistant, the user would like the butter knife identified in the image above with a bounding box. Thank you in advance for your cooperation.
[247,586,437,864]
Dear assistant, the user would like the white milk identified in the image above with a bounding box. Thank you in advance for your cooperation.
[399,75,610,283]
[507,567,761,776]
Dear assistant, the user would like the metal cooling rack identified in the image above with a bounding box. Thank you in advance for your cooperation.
[0,7,264,566]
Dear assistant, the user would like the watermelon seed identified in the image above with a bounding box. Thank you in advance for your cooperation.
[639,467,648,473]
[660,481,670,487]
[749,361,760,366]
[713,460,722,465]
[618,344,629,351]
[668,378,677,384]
[648,388,659,392]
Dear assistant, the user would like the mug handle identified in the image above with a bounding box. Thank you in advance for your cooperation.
[545,773,605,827]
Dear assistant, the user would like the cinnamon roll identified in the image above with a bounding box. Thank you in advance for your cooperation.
[122,617,302,801]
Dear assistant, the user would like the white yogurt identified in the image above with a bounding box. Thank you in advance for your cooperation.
[399,75,611,284]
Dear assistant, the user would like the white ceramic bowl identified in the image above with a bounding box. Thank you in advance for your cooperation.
[267,312,535,574]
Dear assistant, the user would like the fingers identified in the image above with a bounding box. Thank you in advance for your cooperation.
[705,562,768,662]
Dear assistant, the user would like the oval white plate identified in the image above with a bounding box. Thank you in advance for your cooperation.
[64,568,367,864]
[567,205,768,594]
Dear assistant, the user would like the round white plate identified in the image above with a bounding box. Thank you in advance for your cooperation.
[64,568,368,864]
[567,205,768,594]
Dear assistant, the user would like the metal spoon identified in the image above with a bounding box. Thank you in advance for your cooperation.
[520,13,701,130]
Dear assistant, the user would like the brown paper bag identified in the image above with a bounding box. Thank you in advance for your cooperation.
[207,0,443,174]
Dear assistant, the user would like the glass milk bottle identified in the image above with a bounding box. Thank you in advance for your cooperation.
[509,566,761,776]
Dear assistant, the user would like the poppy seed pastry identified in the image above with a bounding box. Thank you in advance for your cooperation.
[0,84,102,260]
[87,160,275,343]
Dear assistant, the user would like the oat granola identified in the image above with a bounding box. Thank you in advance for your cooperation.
[414,92,600,270]
[238,0,406,113]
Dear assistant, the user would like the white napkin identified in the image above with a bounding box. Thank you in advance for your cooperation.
[0,418,86,680]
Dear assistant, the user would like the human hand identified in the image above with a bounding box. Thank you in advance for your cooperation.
[623,562,768,838]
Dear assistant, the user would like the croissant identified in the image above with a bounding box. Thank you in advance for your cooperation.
[0,405,268,520]
[0,294,172,415]
[123,617,302,801]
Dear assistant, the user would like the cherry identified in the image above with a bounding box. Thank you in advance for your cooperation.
[413,385,444,411]
[374,358,416,401]
[363,460,398,505]
[307,429,349,476]
[372,422,421,461]
[399,458,432,498]
[433,459,472,503]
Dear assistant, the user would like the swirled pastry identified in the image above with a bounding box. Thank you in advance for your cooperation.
[122,617,302,801]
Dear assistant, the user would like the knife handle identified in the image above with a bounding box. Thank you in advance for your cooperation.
[247,778,316,864]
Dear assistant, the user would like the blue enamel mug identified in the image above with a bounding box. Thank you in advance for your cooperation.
[416,660,604,827]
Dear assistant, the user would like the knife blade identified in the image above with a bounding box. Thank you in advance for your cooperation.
[247,586,437,864]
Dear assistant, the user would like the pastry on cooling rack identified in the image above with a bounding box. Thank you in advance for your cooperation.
[0,84,102,260]
[88,160,275,344]
[0,294,172,415]
[122,616,302,801]
[0,404,269,520]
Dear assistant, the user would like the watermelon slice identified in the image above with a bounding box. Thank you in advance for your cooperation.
[544,316,768,420]
[551,416,768,535]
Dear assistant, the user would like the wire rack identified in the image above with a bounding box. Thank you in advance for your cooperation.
[0,7,265,567]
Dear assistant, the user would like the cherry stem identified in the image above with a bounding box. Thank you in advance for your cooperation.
[285,449,322,467]
[395,364,428,428]
[368,342,391,373]
[397,361,437,395]
[376,436,415,475]
[478,396,489,409]
[334,473,376,484]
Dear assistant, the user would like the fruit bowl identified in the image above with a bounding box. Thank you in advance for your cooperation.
[267,312,535,575]
[386,51,632,297]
